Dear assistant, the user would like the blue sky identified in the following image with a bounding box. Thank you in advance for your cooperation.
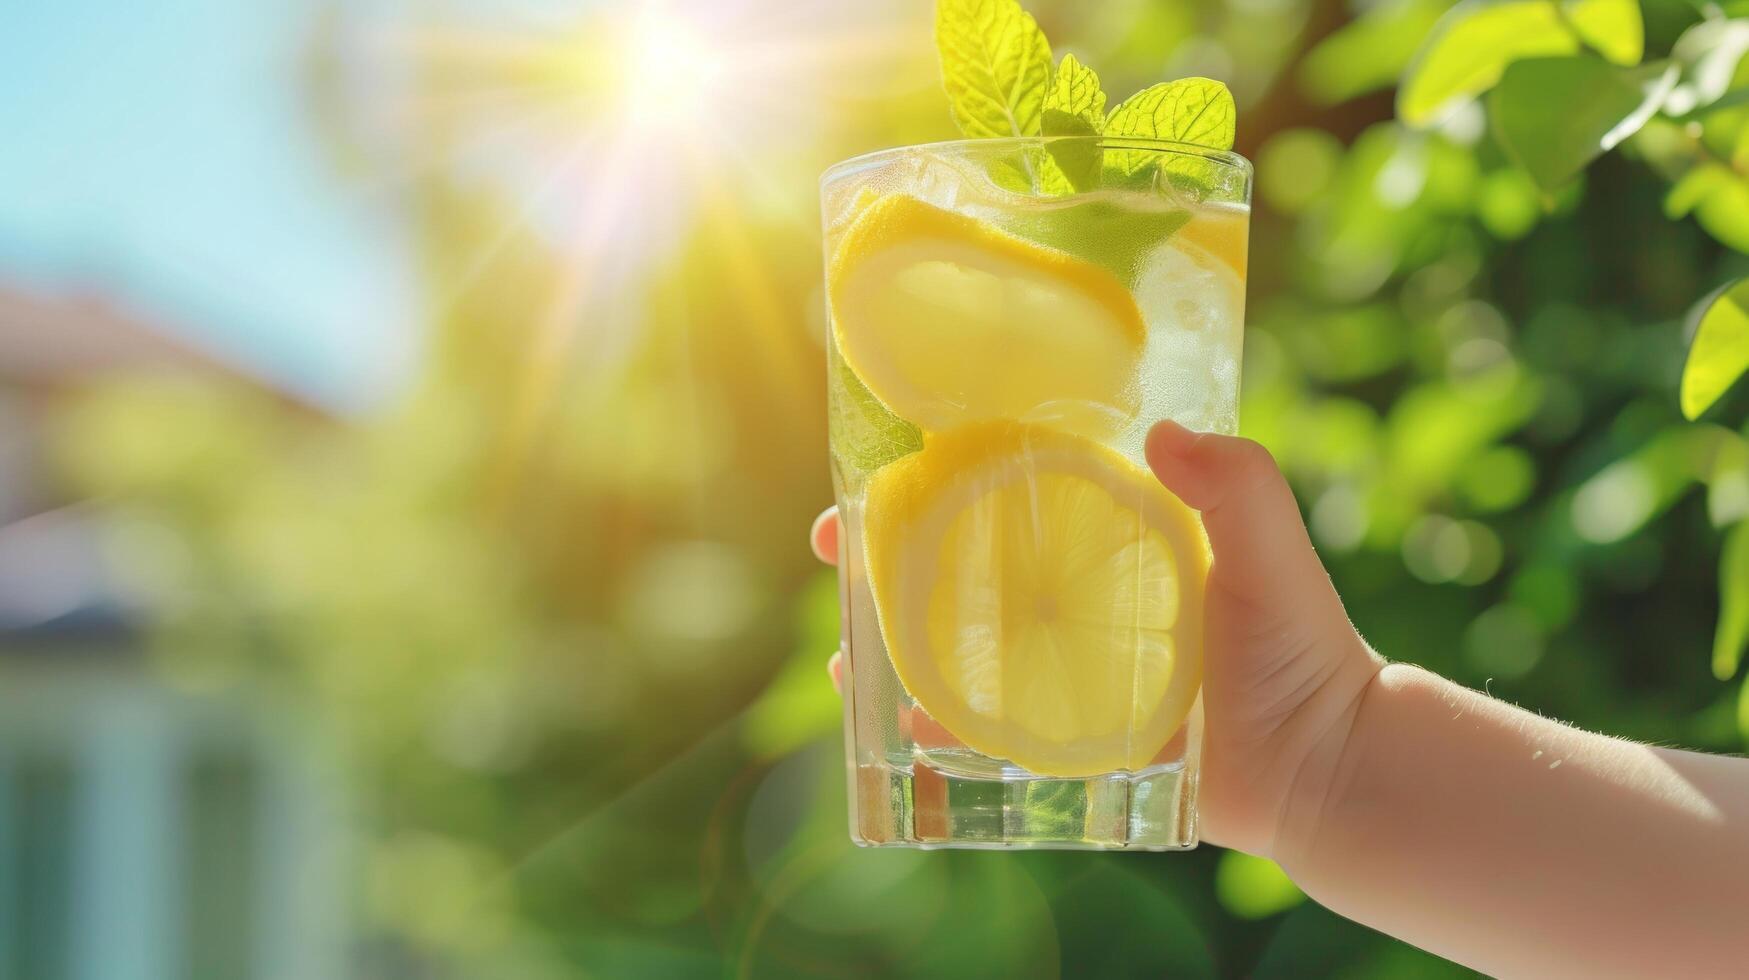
[0,0,416,409]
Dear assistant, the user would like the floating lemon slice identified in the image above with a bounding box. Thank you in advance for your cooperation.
[828,194,1147,437]
[863,421,1207,777]
[1173,205,1249,279]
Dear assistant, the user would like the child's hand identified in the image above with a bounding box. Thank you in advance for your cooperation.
[810,420,1380,862]
[814,420,1749,975]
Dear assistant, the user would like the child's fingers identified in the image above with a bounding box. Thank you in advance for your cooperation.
[1144,421,1327,607]
[811,507,840,565]
[813,511,844,696]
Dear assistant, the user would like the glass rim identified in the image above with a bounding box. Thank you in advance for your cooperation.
[822,136,1252,185]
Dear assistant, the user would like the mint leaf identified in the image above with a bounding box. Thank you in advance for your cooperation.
[1035,54,1108,194]
[1036,148,1080,196]
[992,200,1190,280]
[1103,77,1235,191]
[1042,53,1106,131]
[1039,108,1102,194]
[828,346,923,486]
[1105,77,1236,149]
[935,0,1053,138]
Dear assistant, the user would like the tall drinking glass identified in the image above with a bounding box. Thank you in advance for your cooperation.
[822,138,1250,849]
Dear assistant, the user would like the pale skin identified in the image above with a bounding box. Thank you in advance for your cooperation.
[811,420,1749,978]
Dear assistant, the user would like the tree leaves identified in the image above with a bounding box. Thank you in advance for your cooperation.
[1682,278,1749,420]
[1666,19,1749,116]
[1399,2,1580,127]
[1665,163,1749,254]
[1397,0,1644,128]
[1488,56,1676,193]
[1713,521,1749,679]
[1563,0,1645,66]
[934,0,1053,138]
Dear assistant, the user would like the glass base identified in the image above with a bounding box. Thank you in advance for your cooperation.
[848,750,1197,850]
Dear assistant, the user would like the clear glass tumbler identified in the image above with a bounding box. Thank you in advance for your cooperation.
[822,137,1250,849]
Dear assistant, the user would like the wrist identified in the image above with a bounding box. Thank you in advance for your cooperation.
[1268,657,1411,874]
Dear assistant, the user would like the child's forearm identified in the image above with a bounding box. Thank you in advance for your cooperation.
[1278,664,1749,978]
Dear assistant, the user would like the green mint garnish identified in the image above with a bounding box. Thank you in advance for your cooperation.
[828,346,925,487]
[1104,77,1237,192]
[1042,53,1107,132]
[934,0,1052,139]
[1104,77,1237,155]
[934,0,1236,197]
[1039,54,1109,193]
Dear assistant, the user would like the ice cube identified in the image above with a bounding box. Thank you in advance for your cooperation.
[1134,237,1245,337]
[1131,237,1245,436]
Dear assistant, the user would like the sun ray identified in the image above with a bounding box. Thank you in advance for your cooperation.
[335,0,910,503]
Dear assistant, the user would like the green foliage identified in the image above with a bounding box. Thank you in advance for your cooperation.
[1397,1,1584,127]
[1563,0,1646,65]
[1682,278,1749,419]
[1662,160,1749,253]
[935,0,1053,137]
[1300,0,1451,107]
[1052,862,1218,977]
[1397,0,1642,128]
[1667,18,1749,115]
[1713,521,1749,678]
[1488,56,1675,192]
[1214,852,1305,920]
[1258,128,1343,213]
[742,573,843,759]
[1475,167,1543,238]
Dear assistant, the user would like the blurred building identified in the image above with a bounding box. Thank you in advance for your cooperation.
[0,283,346,980]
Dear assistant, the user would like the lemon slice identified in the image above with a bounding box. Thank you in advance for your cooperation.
[863,421,1207,777]
[828,194,1147,437]
[1174,205,1249,279]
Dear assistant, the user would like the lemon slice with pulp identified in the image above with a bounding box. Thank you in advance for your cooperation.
[863,421,1207,777]
[828,194,1147,437]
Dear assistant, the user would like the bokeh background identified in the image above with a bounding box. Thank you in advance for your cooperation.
[3,0,1747,976]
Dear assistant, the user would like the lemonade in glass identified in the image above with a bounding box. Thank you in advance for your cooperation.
[823,137,1250,849]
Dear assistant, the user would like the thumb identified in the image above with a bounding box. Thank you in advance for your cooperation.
[1143,421,1341,630]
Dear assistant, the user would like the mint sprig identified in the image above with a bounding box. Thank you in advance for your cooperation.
[935,0,1236,196]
